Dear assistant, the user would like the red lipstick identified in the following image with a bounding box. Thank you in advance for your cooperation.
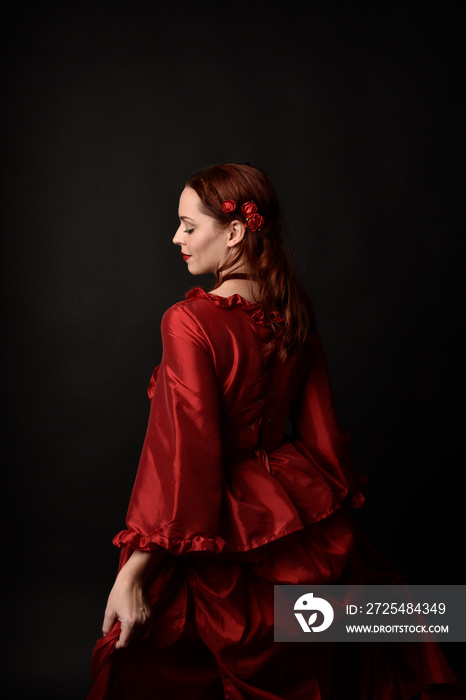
[182,253,192,261]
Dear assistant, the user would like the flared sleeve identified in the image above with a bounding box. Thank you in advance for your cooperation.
[289,331,366,508]
[113,303,224,556]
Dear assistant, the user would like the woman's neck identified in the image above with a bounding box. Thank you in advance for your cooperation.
[220,272,257,282]
[210,270,259,302]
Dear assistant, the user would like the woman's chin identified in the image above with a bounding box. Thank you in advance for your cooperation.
[187,263,215,277]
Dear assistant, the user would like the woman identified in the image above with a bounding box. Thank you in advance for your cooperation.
[88,163,463,699]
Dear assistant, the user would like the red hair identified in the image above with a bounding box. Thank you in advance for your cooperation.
[185,163,315,361]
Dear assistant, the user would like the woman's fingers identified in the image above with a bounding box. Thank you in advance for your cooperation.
[115,619,133,649]
[115,608,152,649]
[102,607,117,637]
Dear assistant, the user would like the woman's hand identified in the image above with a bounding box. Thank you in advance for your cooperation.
[102,549,165,649]
[102,573,152,649]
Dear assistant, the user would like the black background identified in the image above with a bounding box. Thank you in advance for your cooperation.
[2,1,463,697]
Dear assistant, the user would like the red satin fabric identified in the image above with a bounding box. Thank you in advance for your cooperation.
[88,287,463,699]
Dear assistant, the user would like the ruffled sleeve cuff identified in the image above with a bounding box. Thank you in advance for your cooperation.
[112,529,229,556]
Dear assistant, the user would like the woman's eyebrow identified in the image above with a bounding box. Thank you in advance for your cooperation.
[179,215,196,223]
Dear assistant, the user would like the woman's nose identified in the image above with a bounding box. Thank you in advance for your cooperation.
[172,226,185,245]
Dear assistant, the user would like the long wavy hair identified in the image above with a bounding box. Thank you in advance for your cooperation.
[185,163,315,361]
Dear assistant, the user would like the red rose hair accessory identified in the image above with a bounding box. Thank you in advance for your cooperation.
[247,212,264,233]
[241,201,264,233]
[221,200,237,213]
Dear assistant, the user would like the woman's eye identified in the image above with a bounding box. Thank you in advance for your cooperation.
[184,228,194,234]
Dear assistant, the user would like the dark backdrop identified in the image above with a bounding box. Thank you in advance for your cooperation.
[2,2,463,697]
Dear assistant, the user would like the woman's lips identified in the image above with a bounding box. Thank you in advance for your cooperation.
[182,253,192,261]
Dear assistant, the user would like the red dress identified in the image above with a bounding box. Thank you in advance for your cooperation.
[88,287,463,700]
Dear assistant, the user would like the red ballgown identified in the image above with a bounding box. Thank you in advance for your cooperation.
[88,287,464,699]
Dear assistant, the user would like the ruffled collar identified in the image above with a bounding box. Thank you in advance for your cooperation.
[185,286,285,327]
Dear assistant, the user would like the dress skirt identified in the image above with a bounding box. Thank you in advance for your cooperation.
[88,511,464,700]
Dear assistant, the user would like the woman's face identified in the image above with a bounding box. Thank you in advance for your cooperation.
[173,187,233,275]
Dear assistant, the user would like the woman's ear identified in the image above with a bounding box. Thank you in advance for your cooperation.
[226,220,246,248]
